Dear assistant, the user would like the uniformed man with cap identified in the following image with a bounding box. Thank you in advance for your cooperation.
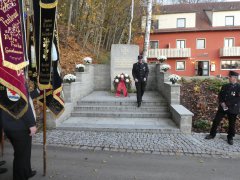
[205,70,240,145]
[132,55,149,107]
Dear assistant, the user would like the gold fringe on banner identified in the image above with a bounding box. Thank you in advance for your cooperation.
[53,86,64,106]
[39,1,58,9]
[36,89,64,118]
[38,83,52,91]
[2,60,29,71]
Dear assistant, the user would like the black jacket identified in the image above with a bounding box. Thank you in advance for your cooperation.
[1,104,36,131]
[132,62,149,82]
[218,83,240,114]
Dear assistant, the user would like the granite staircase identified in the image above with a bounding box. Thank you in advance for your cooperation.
[58,91,179,132]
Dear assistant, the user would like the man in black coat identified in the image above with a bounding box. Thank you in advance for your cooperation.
[205,70,240,145]
[0,114,7,174]
[132,55,149,107]
[1,91,37,179]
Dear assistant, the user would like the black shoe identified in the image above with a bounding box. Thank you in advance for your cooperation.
[205,134,215,140]
[28,170,37,178]
[0,168,7,174]
[137,102,141,107]
[227,139,233,145]
[0,161,6,166]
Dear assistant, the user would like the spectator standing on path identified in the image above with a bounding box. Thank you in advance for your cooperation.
[0,88,38,180]
[205,70,240,145]
[132,55,149,107]
[0,115,7,175]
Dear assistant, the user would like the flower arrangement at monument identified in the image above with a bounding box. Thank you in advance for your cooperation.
[63,74,76,83]
[83,57,92,64]
[157,55,167,63]
[76,64,85,72]
[169,74,181,84]
[113,73,132,92]
[160,64,171,72]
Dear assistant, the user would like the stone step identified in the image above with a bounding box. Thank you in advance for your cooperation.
[74,105,168,112]
[77,101,167,106]
[57,117,180,133]
[71,111,171,118]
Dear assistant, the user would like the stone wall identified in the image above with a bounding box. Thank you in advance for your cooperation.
[146,64,156,91]
[93,64,111,90]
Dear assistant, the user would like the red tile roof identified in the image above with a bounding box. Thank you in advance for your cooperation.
[152,1,240,33]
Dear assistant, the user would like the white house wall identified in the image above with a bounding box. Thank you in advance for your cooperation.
[212,11,240,27]
[142,13,196,30]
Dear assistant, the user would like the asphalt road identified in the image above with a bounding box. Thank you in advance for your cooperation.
[1,144,240,180]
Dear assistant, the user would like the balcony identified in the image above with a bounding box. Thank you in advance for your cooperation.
[148,48,191,58]
[220,47,240,57]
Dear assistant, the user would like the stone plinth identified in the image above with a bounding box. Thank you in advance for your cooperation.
[111,44,139,90]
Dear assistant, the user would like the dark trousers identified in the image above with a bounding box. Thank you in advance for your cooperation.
[210,109,237,139]
[5,130,32,180]
[135,81,146,103]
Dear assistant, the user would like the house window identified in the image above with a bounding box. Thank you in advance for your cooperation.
[150,41,159,49]
[176,61,186,71]
[224,38,234,47]
[196,39,206,49]
[221,60,240,70]
[177,18,186,28]
[151,19,159,30]
[176,40,186,48]
[225,16,234,26]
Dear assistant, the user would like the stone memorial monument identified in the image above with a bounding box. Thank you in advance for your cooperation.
[111,44,139,90]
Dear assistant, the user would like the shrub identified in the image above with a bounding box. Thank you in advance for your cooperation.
[193,119,211,131]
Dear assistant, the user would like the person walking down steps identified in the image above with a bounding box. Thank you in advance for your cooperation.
[132,55,149,107]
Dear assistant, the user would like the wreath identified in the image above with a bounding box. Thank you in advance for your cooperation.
[113,73,132,92]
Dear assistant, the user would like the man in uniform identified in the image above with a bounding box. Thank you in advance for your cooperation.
[1,87,38,179]
[205,70,240,145]
[132,55,149,107]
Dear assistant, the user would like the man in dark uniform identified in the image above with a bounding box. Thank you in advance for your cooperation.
[205,70,240,145]
[0,115,7,174]
[1,91,37,179]
[132,55,149,107]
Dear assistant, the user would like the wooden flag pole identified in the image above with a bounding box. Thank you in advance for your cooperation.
[43,89,47,176]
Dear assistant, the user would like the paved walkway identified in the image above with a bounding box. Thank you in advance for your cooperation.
[33,130,240,158]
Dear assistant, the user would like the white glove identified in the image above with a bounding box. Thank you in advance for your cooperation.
[135,78,138,82]
[143,78,146,81]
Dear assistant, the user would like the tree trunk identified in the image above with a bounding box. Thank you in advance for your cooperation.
[142,0,152,62]
[128,0,134,44]
[66,0,74,47]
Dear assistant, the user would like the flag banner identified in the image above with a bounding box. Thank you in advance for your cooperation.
[33,0,58,90]
[0,0,29,70]
[37,28,64,117]
[0,55,28,119]
[26,15,37,83]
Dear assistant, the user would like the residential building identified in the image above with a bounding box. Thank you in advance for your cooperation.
[139,2,240,77]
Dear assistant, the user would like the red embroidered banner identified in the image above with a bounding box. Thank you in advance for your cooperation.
[0,50,28,119]
[0,0,28,70]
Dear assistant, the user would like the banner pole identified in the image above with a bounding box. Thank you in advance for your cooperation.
[43,89,47,176]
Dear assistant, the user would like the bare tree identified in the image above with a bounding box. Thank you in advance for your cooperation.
[66,0,74,46]
[128,0,134,44]
[142,0,153,62]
